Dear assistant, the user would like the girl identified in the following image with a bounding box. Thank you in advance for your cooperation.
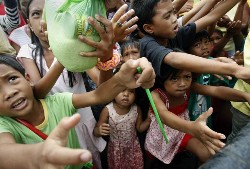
[0,54,155,169]
[17,0,139,168]
[144,67,250,168]
[16,0,120,168]
[93,88,151,169]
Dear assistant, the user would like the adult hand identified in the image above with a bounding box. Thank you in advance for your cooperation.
[79,15,114,62]
[116,57,155,89]
[39,114,92,169]
[111,4,138,43]
[191,108,226,155]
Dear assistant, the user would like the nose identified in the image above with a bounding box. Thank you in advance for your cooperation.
[123,90,129,96]
[178,79,186,87]
[4,87,18,101]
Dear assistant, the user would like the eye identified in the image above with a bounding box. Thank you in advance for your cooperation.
[185,75,192,80]
[31,11,41,17]
[194,43,200,48]
[171,77,178,82]
[8,76,18,83]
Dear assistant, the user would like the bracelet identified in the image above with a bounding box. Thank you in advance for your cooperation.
[96,53,121,71]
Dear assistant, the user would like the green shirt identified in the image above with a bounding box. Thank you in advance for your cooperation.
[0,93,83,169]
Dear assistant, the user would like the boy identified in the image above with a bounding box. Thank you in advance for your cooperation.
[132,0,247,154]
[0,55,155,169]
[132,0,249,80]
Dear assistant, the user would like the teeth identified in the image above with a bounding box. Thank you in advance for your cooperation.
[12,99,23,108]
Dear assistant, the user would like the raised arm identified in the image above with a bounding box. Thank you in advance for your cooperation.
[195,0,241,33]
[186,0,220,25]
[72,57,155,109]
[173,0,189,14]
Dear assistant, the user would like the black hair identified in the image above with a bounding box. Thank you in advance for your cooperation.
[26,0,76,87]
[186,29,210,51]
[120,38,140,56]
[0,55,25,76]
[157,48,189,88]
[131,0,170,35]
[213,28,223,38]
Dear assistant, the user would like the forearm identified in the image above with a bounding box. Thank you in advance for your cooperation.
[212,34,231,54]
[98,69,113,86]
[187,0,218,24]
[0,143,42,169]
[212,86,248,102]
[195,0,241,33]
[161,110,193,135]
[182,0,206,25]
[93,126,101,137]
[165,52,238,76]
[137,119,151,133]
[33,61,64,98]
[173,0,189,14]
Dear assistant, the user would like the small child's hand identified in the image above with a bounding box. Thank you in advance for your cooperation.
[191,108,226,155]
[99,123,111,136]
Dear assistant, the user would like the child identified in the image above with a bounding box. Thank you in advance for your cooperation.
[0,54,155,169]
[94,88,151,169]
[131,0,250,151]
[186,30,233,136]
[144,67,250,168]
[120,38,140,63]
[132,0,250,82]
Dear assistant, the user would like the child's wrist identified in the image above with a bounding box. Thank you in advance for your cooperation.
[96,53,121,71]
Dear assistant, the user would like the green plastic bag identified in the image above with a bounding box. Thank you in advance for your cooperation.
[44,0,106,72]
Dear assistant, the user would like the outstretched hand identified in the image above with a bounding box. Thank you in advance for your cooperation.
[39,114,92,169]
[191,108,226,155]
[79,15,114,62]
[116,57,155,89]
[111,4,138,43]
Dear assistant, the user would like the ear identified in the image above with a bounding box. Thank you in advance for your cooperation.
[25,73,34,86]
[27,19,33,32]
[143,23,154,35]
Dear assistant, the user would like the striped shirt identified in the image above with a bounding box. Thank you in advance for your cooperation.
[0,0,20,34]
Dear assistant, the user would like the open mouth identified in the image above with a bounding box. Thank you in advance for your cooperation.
[11,98,27,110]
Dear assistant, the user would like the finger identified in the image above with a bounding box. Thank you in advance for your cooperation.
[123,16,138,30]
[78,35,99,49]
[40,20,47,33]
[111,4,128,23]
[47,146,92,165]
[135,58,155,87]
[49,114,81,141]
[117,9,136,27]
[94,14,113,34]
[124,25,138,36]
[204,138,224,153]
[213,74,224,80]
[87,16,106,35]
[80,50,100,57]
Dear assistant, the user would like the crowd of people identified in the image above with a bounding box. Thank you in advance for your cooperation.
[0,0,250,169]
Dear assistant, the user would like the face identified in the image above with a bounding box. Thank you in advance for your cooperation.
[210,31,223,45]
[27,0,46,42]
[122,46,140,62]
[114,89,135,108]
[0,64,34,118]
[145,0,178,39]
[189,37,211,58]
[164,71,192,97]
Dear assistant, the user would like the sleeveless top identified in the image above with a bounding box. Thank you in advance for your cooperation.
[145,88,190,164]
